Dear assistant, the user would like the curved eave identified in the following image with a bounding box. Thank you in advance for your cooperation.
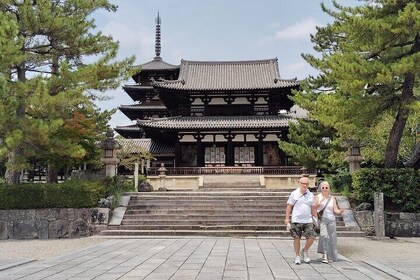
[116,138,175,156]
[154,80,300,91]
[137,116,294,131]
[119,105,169,121]
[114,125,143,139]
[123,85,154,101]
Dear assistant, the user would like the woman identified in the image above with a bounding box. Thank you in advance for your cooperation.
[314,181,344,263]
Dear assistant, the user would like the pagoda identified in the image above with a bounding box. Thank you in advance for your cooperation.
[115,13,301,169]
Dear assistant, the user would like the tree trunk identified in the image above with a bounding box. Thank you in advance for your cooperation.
[5,148,23,184]
[5,66,26,184]
[384,73,415,168]
[47,163,59,183]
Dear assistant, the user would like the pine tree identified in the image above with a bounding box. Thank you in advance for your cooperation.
[292,0,420,168]
[0,0,137,183]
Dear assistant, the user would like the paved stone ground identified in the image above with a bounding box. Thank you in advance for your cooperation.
[1,237,419,280]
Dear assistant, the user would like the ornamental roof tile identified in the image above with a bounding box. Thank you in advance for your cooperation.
[116,138,174,155]
[137,115,294,130]
[139,57,179,71]
[154,58,299,91]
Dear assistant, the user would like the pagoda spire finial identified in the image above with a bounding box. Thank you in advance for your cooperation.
[155,12,161,59]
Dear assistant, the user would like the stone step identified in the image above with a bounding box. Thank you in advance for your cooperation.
[130,195,289,200]
[120,220,347,226]
[128,199,288,203]
[100,229,366,238]
[127,191,293,196]
[109,224,355,230]
[199,188,296,192]
[202,184,261,188]
[128,202,288,207]
[103,187,361,238]
[126,206,286,212]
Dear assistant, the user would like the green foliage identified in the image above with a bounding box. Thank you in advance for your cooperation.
[0,1,137,183]
[118,145,153,172]
[279,118,345,172]
[289,0,420,169]
[325,171,353,194]
[0,180,106,209]
[102,176,136,209]
[352,168,420,212]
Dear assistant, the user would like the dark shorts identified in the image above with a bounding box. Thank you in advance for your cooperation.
[290,222,317,239]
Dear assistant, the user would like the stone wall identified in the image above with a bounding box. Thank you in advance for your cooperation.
[0,208,110,240]
[385,212,420,237]
[147,176,200,190]
[354,210,420,237]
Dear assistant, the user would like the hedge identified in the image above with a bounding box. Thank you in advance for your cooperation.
[352,168,420,212]
[0,180,107,210]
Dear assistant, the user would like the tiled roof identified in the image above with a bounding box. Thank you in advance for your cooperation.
[119,104,167,111]
[114,124,142,132]
[139,57,179,71]
[154,58,299,91]
[138,115,294,130]
[116,138,174,155]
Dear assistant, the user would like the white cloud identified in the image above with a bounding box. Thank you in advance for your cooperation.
[101,20,155,63]
[282,61,319,80]
[274,18,320,40]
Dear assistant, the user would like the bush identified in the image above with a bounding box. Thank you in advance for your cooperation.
[325,172,353,193]
[352,168,420,212]
[0,180,106,210]
[102,176,136,209]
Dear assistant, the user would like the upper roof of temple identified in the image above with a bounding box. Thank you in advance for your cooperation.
[154,58,299,91]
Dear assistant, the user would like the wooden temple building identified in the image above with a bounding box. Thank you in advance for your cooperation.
[115,14,304,173]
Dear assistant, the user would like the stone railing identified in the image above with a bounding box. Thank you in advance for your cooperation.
[146,166,315,176]
[0,208,110,240]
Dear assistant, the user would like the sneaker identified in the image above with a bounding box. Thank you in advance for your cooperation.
[295,256,301,265]
[300,249,310,263]
[322,254,329,264]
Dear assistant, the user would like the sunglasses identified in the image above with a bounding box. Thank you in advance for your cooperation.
[321,187,329,190]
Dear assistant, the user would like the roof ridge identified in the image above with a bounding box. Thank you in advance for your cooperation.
[180,58,278,65]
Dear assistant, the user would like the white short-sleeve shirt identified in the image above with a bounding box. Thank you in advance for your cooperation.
[287,188,314,223]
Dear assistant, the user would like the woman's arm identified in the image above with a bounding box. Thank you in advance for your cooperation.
[333,197,344,215]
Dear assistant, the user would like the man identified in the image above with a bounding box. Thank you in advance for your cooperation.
[284,176,318,265]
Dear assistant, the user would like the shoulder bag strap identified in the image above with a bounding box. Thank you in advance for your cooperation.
[319,196,332,212]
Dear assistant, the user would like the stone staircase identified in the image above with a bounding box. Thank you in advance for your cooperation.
[101,175,365,237]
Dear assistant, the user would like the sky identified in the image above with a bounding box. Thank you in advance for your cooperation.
[93,0,359,129]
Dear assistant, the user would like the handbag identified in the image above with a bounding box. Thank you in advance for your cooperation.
[317,196,331,221]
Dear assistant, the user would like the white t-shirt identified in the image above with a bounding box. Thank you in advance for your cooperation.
[287,188,314,223]
[316,194,336,221]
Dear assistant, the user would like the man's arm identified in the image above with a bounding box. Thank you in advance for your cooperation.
[284,204,292,225]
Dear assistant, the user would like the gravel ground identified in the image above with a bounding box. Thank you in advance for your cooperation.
[0,236,107,261]
[1,235,419,262]
[337,236,420,262]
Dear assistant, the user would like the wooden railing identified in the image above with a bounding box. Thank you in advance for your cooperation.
[146,166,316,176]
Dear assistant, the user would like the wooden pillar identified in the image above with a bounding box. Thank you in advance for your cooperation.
[225,132,234,166]
[175,134,182,167]
[194,133,205,167]
[255,132,265,166]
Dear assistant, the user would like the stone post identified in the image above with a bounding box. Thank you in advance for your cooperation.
[134,162,139,190]
[345,146,364,173]
[100,128,121,177]
[158,163,167,189]
[374,191,385,238]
